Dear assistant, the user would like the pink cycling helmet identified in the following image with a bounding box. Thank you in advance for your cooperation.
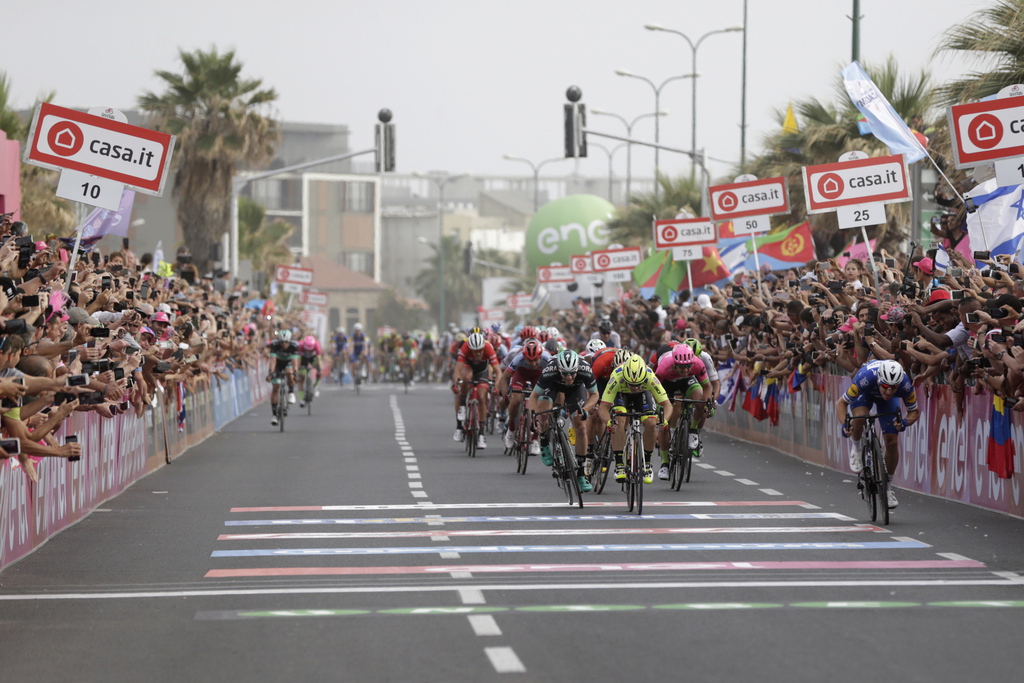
[671,344,695,366]
[298,335,318,350]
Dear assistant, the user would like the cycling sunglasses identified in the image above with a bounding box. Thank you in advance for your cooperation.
[879,382,898,390]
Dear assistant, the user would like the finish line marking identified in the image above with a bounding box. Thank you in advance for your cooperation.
[217,525,883,540]
[6,577,1022,601]
[224,513,857,527]
[210,540,931,557]
[230,501,820,512]
[204,559,985,579]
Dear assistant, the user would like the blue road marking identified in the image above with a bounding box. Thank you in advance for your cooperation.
[225,513,847,526]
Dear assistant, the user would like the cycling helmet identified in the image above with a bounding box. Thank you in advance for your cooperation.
[877,360,905,387]
[598,318,613,333]
[547,326,561,339]
[467,332,486,351]
[470,326,483,335]
[613,348,632,367]
[353,322,363,331]
[299,335,318,350]
[490,323,502,333]
[401,331,410,339]
[543,340,559,355]
[336,326,345,333]
[585,339,606,354]
[520,325,537,340]
[486,332,501,348]
[621,354,648,384]
[684,338,703,357]
[556,349,580,375]
[522,339,543,360]
[536,329,552,342]
[277,329,292,342]
[672,344,696,366]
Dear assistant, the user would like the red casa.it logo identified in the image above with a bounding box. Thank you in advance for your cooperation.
[816,173,845,200]
[596,254,611,268]
[717,191,738,212]
[967,113,1003,150]
[539,268,550,280]
[47,121,84,156]
[660,225,678,242]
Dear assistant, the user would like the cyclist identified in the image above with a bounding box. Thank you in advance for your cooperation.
[684,338,721,404]
[396,332,418,382]
[597,354,673,485]
[582,338,606,361]
[330,327,348,382]
[296,335,322,408]
[266,328,299,426]
[654,344,712,480]
[452,331,500,448]
[419,333,436,381]
[512,325,538,348]
[526,349,599,493]
[591,317,622,348]
[584,346,631,473]
[837,359,920,510]
[497,338,551,452]
[348,322,369,387]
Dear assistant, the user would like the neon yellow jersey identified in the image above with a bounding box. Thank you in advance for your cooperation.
[601,365,668,404]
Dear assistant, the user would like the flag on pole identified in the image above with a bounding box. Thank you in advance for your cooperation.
[782,103,799,135]
[75,189,135,242]
[841,61,927,163]
[987,396,1015,479]
[743,221,816,271]
[836,238,876,268]
[965,179,1024,261]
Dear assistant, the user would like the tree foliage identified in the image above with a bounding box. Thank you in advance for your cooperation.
[934,0,1024,106]
[237,196,293,280]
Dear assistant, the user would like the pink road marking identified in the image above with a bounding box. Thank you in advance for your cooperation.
[229,501,812,513]
[205,559,985,578]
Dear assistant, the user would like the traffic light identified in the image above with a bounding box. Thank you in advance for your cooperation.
[463,241,473,275]
[375,109,395,172]
[563,86,587,158]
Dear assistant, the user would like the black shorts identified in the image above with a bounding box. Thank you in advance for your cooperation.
[613,390,657,416]
[300,355,318,368]
[273,358,293,375]
[536,383,589,412]
[661,376,701,397]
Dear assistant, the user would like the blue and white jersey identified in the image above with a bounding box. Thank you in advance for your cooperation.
[843,360,917,410]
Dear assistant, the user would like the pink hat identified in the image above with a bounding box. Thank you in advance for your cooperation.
[913,257,935,275]
[838,315,857,333]
[151,311,171,324]
[34,241,47,251]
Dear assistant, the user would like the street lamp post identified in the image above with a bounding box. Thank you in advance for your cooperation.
[614,70,694,197]
[414,171,467,333]
[502,155,567,212]
[586,142,626,203]
[591,109,667,201]
[644,23,744,180]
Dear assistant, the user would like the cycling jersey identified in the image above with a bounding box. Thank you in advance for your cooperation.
[457,341,500,369]
[332,333,347,354]
[349,332,367,361]
[533,356,598,396]
[654,352,710,385]
[267,340,299,360]
[601,364,669,405]
[843,360,917,410]
[588,347,621,379]
[591,330,622,348]
[505,350,553,372]
[421,337,435,352]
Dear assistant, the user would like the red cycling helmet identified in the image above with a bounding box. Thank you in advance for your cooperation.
[520,325,537,340]
[521,339,543,360]
[536,329,552,342]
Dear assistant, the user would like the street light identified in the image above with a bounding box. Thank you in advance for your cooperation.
[645,23,744,179]
[502,155,568,212]
[614,70,695,197]
[413,171,468,333]
[591,109,667,201]
[586,142,626,204]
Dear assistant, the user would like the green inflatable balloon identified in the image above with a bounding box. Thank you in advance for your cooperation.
[525,194,615,269]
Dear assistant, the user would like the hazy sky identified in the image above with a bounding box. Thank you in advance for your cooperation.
[4,0,994,182]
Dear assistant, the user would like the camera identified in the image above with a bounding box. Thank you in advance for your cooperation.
[0,438,21,456]
[828,281,844,293]
[90,327,111,338]
[951,290,965,300]
[66,374,89,387]
[21,294,39,308]
[980,268,994,278]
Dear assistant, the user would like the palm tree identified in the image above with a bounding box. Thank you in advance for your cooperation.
[0,72,76,233]
[138,47,279,273]
[413,237,520,327]
[237,196,293,279]
[934,1,1024,106]
[607,175,703,244]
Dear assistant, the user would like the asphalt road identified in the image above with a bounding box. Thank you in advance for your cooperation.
[2,381,1023,682]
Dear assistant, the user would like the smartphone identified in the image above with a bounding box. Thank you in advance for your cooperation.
[96,359,111,374]
[884,258,896,268]
[66,374,89,387]
[974,251,991,261]
[21,294,39,308]
[118,401,129,412]
[828,281,844,293]
[950,268,964,278]
[966,312,981,324]
[90,327,111,338]
[154,361,172,373]
[991,333,1007,344]
[66,434,80,461]
[69,270,78,283]
[80,362,96,375]
[78,391,105,405]
[68,348,78,365]
[122,238,130,250]
[113,367,125,381]
[139,284,151,300]
[0,438,21,456]
[842,251,851,259]
[126,290,135,300]
[951,290,965,300]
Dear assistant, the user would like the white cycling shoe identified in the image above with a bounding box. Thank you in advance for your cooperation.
[453,428,464,443]
[288,392,296,404]
[688,433,699,449]
[887,488,899,509]
[849,447,864,474]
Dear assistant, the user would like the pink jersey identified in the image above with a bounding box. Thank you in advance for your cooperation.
[655,352,709,384]
[299,337,322,356]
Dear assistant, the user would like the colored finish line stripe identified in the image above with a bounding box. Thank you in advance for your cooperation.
[231,501,817,512]
[205,559,983,578]
[225,513,850,526]
[196,600,1024,619]
[210,540,929,557]
[218,525,882,541]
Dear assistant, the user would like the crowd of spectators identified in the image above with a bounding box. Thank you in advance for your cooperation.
[534,219,1019,416]
[0,213,285,483]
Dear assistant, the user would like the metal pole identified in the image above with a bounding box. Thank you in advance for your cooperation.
[533,166,539,213]
[751,238,763,293]
[608,150,614,203]
[690,42,698,183]
[625,121,633,200]
[687,261,694,297]
[438,182,446,331]
[740,0,749,168]
[852,0,861,62]
[64,227,86,294]
[654,90,661,196]
[230,182,240,279]
[860,224,882,297]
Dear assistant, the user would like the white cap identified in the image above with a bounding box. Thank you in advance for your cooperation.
[157,303,172,315]
[696,294,712,310]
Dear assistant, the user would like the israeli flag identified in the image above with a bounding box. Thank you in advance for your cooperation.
[965,178,1024,261]
[841,62,927,163]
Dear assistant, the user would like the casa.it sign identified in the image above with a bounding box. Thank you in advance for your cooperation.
[275,265,314,286]
[537,265,574,283]
[570,254,593,274]
[802,154,911,213]
[947,95,1024,167]
[591,246,642,272]
[23,102,174,194]
[653,218,716,250]
[708,176,790,221]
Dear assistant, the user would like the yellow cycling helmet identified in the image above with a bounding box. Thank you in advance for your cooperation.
[621,354,647,384]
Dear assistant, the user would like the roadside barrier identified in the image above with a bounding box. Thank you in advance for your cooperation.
[0,360,270,571]
[709,372,1024,519]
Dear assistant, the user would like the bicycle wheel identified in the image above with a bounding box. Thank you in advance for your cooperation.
[559,431,583,508]
[591,434,611,494]
[277,394,286,433]
[631,425,644,515]
[872,430,890,526]
[466,399,478,458]
[306,375,314,415]
[863,437,878,522]
[670,423,686,491]
[623,431,637,512]
[516,414,530,475]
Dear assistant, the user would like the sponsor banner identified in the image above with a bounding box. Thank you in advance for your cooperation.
[592,247,643,272]
[708,371,1024,520]
[570,254,593,274]
[506,293,533,309]
[708,176,790,221]
[802,155,911,213]
[275,266,314,286]
[653,218,716,250]
[948,93,1024,167]
[537,265,574,284]
[1,361,269,571]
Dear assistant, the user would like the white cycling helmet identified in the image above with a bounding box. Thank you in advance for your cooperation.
[556,349,581,375]
[353,322,363,331]
[585,339,606,354]
[467,332,486,350]
[876,360,905,387]
[277,329,292,342]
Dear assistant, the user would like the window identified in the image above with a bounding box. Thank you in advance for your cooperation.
[346,307,360,332]
[329,307,340,332]
[347,252,372,275]
[345,181,373,213]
